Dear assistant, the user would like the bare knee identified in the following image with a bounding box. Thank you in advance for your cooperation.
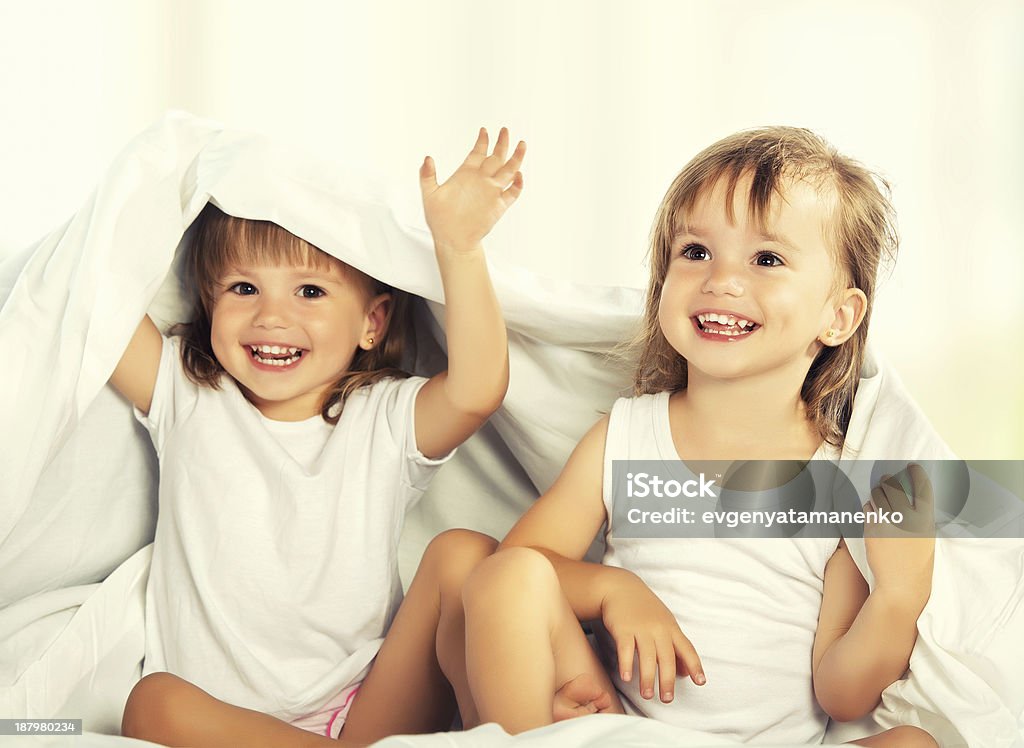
[463,546,560,613]
[854,725,938,748]
[884,726,937,748]
[420,529,498,603]
[121,672,193,740]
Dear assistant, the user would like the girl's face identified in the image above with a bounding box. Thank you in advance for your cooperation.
[659,175,852,387]
[210,259,386,421]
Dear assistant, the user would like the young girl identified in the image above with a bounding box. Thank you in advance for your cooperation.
[462,128,937,747]
[116,127,524,746]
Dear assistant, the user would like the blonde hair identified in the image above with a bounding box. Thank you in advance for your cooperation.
[634,127,898,447]
[172,204,413,423]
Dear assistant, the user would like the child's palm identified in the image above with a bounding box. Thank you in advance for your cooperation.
[420,127,525,250]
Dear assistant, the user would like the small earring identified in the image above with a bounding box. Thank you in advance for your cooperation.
[367,336,375,347]
[822,329,836,343]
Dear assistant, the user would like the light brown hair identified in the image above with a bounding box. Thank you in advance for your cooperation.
[634,127,898,447]
[171,203,413,423]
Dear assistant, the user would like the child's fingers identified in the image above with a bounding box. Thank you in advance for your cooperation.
[636,635,657,700]
[616,635,635,683]
[488,126,510,166]
[655,637,676,702]
[871,481,893,514]
[908,463,935,514]
[463,127,489,166]
[881,472,919,517]
[500,172,524,207]
[673,631,706,686]
[418,156,438,196]
[494,140,527,184]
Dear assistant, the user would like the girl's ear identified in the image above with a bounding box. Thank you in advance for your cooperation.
[360,292,392,350]
[820,287,867,346]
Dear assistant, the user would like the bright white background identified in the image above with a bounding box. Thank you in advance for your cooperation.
[1,0,1021,457]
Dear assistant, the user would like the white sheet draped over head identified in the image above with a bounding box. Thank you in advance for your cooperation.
[1,113,1020,746]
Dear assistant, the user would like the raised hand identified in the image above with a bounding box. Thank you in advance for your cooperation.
[419,127,526,252]
[864,463,935,600]
[601,571,705,703]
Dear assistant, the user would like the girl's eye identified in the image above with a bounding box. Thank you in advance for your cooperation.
[229,282,257,295]
[680,243,710,261]
[754,252,784,267]
[299,285,326,299]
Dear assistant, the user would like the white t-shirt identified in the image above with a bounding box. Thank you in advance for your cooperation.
[600,392,840,744]
[137,336,452,721]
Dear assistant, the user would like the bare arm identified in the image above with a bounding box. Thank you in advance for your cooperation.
[413,128,523,459]
[109,315,162,416]
[500,416,616,618]
[813,466,935,721]
[502,416,705,697]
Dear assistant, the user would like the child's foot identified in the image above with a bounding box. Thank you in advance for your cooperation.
[552,673,614,722]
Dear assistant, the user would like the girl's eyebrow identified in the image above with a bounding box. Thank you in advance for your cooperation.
[676,226,801,252]
[757,229,800,251]
[673,226,705,242]
[290,271,346,286]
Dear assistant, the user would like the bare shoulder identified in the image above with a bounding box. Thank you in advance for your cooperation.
[109,315,163,416]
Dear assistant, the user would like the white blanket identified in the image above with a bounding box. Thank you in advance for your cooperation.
[1,113,1021,747]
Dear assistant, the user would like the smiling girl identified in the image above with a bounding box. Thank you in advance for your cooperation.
[115,128,525,746]
[462,127,937,747]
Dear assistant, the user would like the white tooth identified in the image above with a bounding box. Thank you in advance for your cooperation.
[287,347,298,354]
[706,313,718,323]
[738,320,748,328]
[727,316,737,326]
[268,345,279,354]
[697,314,707,323]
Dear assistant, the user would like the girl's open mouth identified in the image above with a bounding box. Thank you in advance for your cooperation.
[247,344,306,368]
[692,312,760,340]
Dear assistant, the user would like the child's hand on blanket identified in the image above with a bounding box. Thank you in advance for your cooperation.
[419,127,525,252]
[864,463,936,605]
[601,569,706,702]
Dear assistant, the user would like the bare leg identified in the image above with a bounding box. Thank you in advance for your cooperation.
[462,547,623,734]
[339,529,498,743]
[850,725,938,747]
[121,672,336,748]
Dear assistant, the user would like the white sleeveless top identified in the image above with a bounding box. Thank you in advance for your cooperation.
[600,391,840,744]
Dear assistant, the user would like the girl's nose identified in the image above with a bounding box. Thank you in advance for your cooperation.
[701,260,744,297]
[253,297,289,328]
